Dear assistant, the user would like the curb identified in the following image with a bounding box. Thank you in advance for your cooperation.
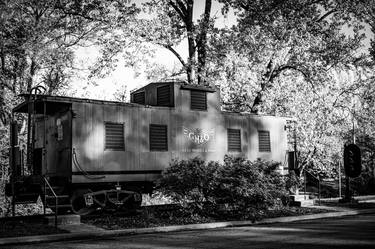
[1,208,375,246]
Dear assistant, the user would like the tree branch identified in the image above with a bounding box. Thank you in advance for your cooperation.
[272,65,309,80]
[315,9,337,22]
[161,43,187,68]
[168,0,187,24]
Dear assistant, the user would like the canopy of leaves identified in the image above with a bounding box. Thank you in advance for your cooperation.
[207,0,375,177]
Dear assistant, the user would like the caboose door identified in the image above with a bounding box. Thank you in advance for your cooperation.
[45,110,72,177]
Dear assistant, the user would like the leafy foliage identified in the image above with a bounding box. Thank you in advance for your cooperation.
[208,0,375,180]
[158,156,290,218]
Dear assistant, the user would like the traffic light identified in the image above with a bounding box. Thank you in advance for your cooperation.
[344,144,361,178]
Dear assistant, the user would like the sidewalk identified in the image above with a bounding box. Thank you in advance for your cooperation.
[1,202,375,246]
[319,195,375,203]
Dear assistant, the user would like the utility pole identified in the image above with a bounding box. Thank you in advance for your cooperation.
[338,161,342,198]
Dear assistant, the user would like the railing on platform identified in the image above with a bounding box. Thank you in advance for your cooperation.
[43,176,58,227]
[303,169,321,206]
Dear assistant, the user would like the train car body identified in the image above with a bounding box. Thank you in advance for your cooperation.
[6,81,289,214]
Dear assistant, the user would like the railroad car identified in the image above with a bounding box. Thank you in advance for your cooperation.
[6,80,290,214]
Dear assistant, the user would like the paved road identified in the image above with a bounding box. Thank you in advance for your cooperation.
[3,214,375,249]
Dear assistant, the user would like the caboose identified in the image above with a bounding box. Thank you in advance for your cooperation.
[6,80,290,214]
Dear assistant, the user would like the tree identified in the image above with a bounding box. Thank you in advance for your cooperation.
[209,0,374,176]
[216,0,367,112]
[143,0,214,84]
[91,0,214,85]
[0,0,138,126]
[0,0,139,205]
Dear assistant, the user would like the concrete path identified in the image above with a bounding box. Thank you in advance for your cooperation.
[59,223,106,233]
[2,213,375,249]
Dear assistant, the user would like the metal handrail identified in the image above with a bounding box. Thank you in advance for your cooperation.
[303,169,321,205]
[43,176,58,227]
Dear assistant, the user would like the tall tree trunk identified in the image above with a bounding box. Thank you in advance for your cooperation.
[27,58,37,92]
[250,59,274,113]
[197,0,212,85]
[185,0,195,84]
[0,46,7,125]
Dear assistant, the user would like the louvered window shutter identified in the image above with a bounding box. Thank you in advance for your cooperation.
[105,123,125,150]
[228,129,241,152]
[133,91,145,104]
[157,85,171,106]
[258,130,271,152]
[190,90,207,110]
[149,124,168,151]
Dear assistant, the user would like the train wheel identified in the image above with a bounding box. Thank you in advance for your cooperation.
[71,189,96,215]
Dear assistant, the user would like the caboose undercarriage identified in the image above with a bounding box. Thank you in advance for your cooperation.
[6,175,146,215]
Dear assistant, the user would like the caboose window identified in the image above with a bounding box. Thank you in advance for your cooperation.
[227,129,241,152]
[258,130,271,152]
[133,91,145,105]
[157,85,171,107]
[190,90,207,110]
[149,124,168,151]
[105,122,125,150]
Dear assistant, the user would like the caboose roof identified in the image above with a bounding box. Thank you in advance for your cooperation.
[130,80,218,94]
[13,91,293,120]
[13,94,139,114]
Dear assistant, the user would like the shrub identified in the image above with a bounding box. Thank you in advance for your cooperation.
[157,157,220,206]
[351,171,375,196]
[157,156,289,218]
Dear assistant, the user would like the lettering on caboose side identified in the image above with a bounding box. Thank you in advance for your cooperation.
[182,126,216,152]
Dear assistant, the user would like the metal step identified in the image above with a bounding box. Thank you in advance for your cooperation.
[45,196,71,206]
[46,204,72,208]
[15,200,38,204]
[45,195,70,199]
[290,194,312,202]
[290,199,315,207]
[46,186,64,193]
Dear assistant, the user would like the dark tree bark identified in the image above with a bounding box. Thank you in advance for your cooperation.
[197,0,212,85]
[0,46,6,125]
[250,60,310,113]
[169,0,195,84]
[168,0,212,85]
